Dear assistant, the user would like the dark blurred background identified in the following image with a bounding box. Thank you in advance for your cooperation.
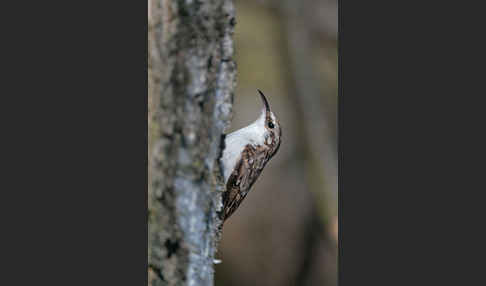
[215,0,338,285]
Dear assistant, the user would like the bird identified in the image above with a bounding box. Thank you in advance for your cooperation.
[219,89,282,223]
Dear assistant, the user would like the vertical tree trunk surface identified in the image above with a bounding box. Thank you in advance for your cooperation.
[148,0,236,285]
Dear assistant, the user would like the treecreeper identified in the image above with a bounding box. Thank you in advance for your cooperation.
[219,90,282,223]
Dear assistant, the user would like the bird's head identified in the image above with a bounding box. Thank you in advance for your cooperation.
[257,89,282,157]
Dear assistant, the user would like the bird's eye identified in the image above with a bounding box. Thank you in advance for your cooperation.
[268,121,275,129]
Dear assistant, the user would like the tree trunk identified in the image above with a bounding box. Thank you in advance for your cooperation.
[148,0,236,285]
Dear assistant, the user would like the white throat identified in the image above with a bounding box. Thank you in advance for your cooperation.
[221,110,267,183]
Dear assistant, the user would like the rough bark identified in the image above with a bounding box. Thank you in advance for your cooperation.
[148,0,236,285]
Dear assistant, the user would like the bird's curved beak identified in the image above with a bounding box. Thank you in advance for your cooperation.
[257,89,271,113]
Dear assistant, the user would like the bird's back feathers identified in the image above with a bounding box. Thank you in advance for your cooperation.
[220,144,270,222]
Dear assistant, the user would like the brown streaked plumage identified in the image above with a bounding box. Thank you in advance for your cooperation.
[219,90,282,223]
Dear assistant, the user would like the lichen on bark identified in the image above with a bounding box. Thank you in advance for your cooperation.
[148,0,236,285]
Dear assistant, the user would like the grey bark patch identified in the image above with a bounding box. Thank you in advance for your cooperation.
[148,0,236,285]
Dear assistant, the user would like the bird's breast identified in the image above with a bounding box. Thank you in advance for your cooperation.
[221,135,247,183]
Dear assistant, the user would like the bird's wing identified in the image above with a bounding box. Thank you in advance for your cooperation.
[220,144,269,222]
